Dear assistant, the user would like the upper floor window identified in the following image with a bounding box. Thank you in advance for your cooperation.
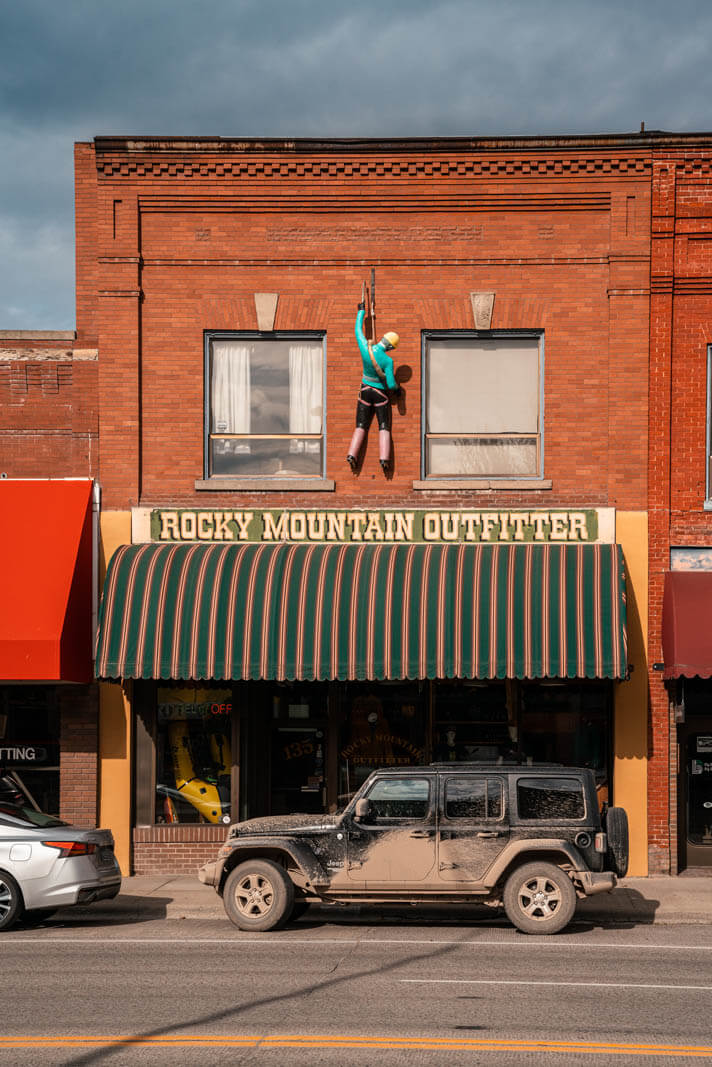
[422,332,543,479]
[205,333,325,479]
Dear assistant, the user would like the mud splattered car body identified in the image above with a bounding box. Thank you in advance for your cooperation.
[199,763,628,935]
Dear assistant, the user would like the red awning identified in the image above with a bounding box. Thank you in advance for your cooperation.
[662,570,712,679]
[0,479,93,683]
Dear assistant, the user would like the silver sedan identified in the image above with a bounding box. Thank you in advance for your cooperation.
[0,772,121,931]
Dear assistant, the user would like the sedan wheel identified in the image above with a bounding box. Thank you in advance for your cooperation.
[0,872,23,932]
[223,859,294,932]
[503,862,576,935]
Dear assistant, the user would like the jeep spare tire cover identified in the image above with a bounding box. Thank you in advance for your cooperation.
[604,806,629,878]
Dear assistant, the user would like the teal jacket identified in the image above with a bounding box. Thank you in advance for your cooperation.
[356,308,398,391]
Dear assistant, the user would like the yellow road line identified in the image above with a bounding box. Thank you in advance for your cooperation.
[0,1034,711,1056]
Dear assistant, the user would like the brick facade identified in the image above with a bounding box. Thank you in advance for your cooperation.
[0,326,99,831]
[0,332,98,480]
[133,825,225,875]
[78,137,651,516]
[0,132,698,872]
[59,684,99,827]
[79,135,656,873]
[648,148,712,872]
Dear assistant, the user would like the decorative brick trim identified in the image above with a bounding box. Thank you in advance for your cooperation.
[98,157,651,181]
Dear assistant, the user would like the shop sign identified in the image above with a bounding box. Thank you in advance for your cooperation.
[144,508,607,544]
[0,744,57,765]
[340,733,424,767]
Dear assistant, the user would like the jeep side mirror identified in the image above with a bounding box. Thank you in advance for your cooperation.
[354,798,371,822]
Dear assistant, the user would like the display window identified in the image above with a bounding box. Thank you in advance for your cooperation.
[433,681,514,762]
[338,683,427,803]
[155,685,233,825]
[520,683,612,805]
[0,687,60,815]
[141,678,613,828]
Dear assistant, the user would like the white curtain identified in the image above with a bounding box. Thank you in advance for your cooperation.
[288,344,322,433]
[211,342,251,433]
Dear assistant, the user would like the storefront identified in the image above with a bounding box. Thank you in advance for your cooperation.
[95,507,632,873]
[0,478,96,822]
[662,569,712,870]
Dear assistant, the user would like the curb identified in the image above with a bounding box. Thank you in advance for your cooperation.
[65,899,711,926]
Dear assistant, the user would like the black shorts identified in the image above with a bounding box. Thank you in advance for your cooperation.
[355,384,391,431]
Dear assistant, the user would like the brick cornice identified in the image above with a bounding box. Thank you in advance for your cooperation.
[96,155,652,181]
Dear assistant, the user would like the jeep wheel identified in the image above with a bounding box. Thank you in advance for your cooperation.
[223,859,294,932]
[604,806,629,878]
[503,862,576,935]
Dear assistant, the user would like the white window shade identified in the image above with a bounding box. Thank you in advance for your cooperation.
[211,342,251,433]
[289,344,323,434]
[427,437,538,477]
[427,338,540,434]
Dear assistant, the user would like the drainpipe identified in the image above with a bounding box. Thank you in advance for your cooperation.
[92,480,101,652]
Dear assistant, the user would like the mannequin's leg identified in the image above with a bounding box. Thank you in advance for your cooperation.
[347,427,366,468]
[378,430,392,471]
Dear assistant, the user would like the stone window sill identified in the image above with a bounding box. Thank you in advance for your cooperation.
[412,478,553,491]
[195,477,335,492]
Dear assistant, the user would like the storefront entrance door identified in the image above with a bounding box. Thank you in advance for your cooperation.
[270,725,327,815]
[681,724,712,868]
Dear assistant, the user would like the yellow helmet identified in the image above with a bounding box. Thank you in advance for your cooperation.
[382,331,399,350]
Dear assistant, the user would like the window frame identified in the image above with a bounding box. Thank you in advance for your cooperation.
[363,775,433,824]
[514,775,587,823]
[203,330,327,482]
[420,329,545,482]
[441,774,506,823]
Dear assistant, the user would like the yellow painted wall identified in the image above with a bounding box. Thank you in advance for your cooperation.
[98,511,133,874]
[614,511,649,877]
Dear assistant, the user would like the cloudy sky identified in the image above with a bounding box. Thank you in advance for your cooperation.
[2,0,712,329]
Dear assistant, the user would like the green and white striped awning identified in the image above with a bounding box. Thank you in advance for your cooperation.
[95,542,627,682]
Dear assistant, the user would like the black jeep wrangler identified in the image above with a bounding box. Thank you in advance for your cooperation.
[198,763,628,935]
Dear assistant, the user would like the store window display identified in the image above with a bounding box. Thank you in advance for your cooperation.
[433,681,514,761]
[0,687,60,815]
[339,685,426,802]
[519,683,611,805]
[155,686,232,824]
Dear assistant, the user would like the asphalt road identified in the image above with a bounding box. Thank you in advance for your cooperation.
[1,913,712,1065]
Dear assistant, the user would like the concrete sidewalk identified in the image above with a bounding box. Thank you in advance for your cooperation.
[68,873,711,926]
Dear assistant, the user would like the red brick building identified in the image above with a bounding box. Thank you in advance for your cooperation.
[11,132,712,877]
[0,331,98,827]
[78,135,649,874]
[650,144,712,873]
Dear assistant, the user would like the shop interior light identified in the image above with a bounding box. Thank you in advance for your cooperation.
[42,840,96,857]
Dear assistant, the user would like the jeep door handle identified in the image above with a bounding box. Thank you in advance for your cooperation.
[410,829,435,838]
[476,831,502,839]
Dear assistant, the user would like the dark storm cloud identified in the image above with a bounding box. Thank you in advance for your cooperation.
[2,0,712,326]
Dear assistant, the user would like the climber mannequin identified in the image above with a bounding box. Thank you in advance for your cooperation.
[347,297,401,472]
